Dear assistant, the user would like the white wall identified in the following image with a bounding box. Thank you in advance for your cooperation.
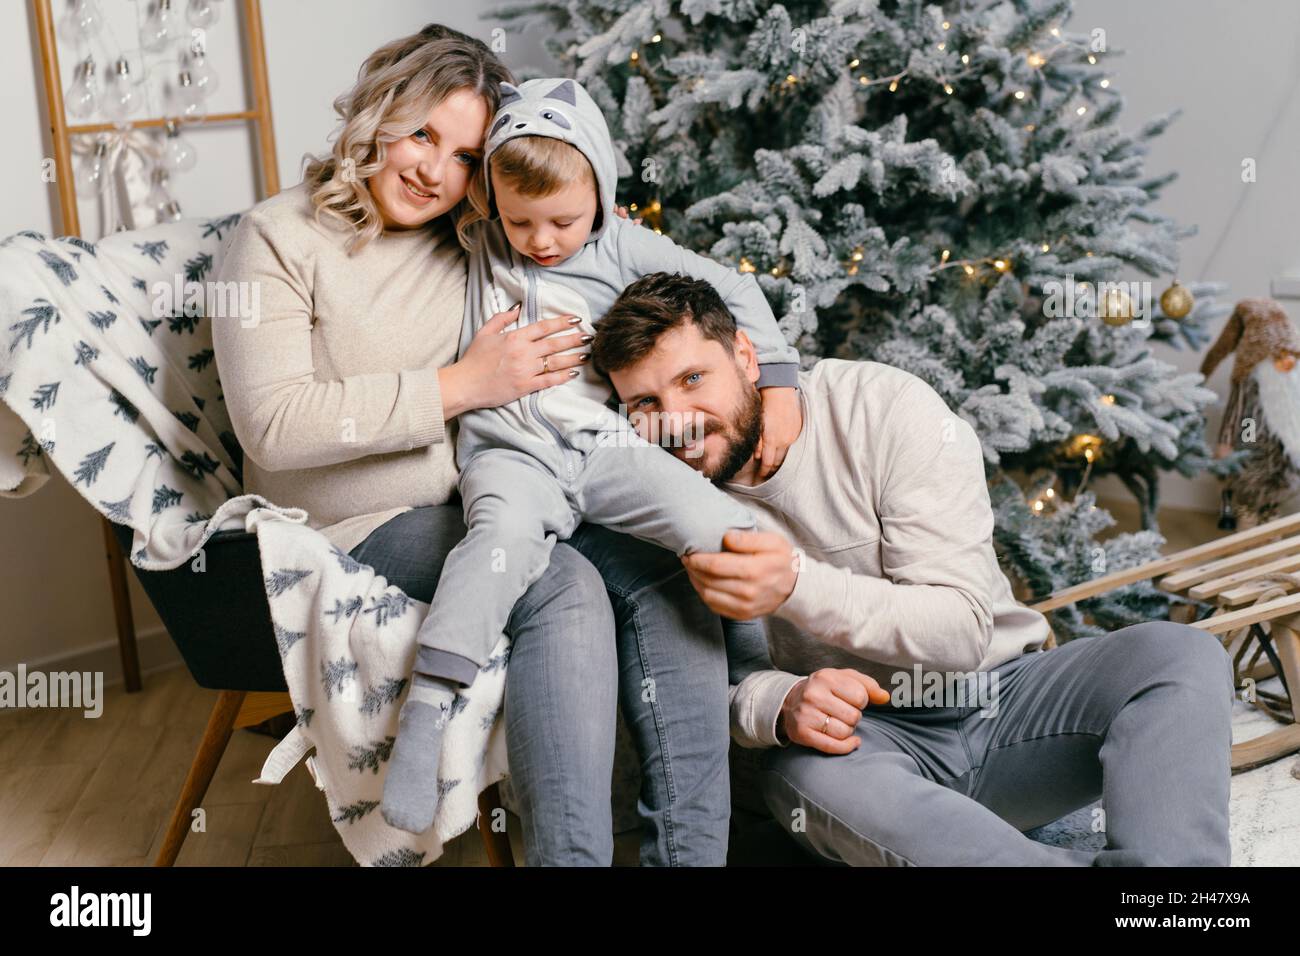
[2,0,1297,678]
[1075,0,1300,513]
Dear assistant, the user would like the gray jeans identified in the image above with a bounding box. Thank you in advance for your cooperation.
[413,435,756,688]
[755,620,1235,865]
[350,505,738,866]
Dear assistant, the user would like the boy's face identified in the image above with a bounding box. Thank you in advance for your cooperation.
[493,171,599,267]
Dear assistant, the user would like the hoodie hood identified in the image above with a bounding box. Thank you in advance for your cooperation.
[482,77,617,246]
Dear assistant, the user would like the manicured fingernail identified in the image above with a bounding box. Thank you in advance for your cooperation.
[580,334,594,343]
[568,316,582,324]
[579,353,591,362]
[568,369,580,377]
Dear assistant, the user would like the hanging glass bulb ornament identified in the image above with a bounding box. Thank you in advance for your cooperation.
[161,120,197,173]
[64,56,98,119]
[146,167,183,221]
[58,0,104,45]
[186,0,220,28]
[184,34,221,98]
[142,0,181,52]
[165,70,207,122]
[102,58,141,123]
[75,138,111,194]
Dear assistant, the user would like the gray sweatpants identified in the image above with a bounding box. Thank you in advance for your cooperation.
[413,425,757,686]
[752,621,1235,866]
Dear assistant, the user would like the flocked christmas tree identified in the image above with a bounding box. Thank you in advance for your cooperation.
[488,0,1240,640]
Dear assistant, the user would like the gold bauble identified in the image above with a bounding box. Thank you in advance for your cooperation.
[1159,280,1194,320]
[1098,286,1133,326]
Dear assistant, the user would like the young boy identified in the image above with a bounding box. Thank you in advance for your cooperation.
[382,78,800,837]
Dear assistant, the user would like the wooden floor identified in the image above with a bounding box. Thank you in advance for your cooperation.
[0,664,649,866]
[0,499,1288,867]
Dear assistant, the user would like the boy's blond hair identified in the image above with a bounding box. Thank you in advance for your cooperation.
[490,136,598,207]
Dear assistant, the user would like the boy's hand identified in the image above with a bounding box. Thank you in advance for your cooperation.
[755,386,799,480]
[614,203,643,226]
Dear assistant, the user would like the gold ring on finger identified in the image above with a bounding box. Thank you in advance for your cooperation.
[820,715,830,735]
[542,355,550,374]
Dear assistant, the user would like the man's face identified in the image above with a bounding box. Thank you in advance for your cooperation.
[608,323,763,482]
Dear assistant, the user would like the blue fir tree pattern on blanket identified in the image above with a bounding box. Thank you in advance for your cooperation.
[265,567,313,597]
[109,389,139,423]
[9,299,59,352]
[347,736,395,774]
[184,253,213,282]
[100,495,133,523]
[330,545,365,574]
[324,595,364,624]
[372,848,426,867]
[359,677,408,716]
[273,622,305,659]
[333,800,380,825]
[134,240,168,263]
[202,214,241,240]
[150,485,183,514]
[363,590,411,627]
[72,442,113,486]
[60,236,96,257]
[168,312,200,335]
[321,656,359,700]
[39,250,76,286]
[30,382,58,411]
[128,355,157,385]
[2,214,515,865]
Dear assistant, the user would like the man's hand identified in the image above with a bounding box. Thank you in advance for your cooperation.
[755,386,800,480]
[681,529,798,619]
[778,669,892,754]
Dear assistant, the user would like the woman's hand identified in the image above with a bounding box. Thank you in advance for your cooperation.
[753,386,800,480]
[438,304,591,418]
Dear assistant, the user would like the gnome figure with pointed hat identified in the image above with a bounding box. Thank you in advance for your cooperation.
[1200,297,1300,530]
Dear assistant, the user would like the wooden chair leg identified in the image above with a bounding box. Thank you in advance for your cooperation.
[101,517,141,693]
[154,690,245,866]
[476,782,515,867]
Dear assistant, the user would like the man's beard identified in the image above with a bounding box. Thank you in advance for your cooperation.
[664,373,763,483]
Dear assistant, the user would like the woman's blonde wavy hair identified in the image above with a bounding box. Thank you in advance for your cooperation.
[303,23,513,254]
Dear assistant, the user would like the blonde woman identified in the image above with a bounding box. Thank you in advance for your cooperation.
[212,24,740,865]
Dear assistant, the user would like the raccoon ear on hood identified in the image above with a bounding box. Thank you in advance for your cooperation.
[498,82,523,107]
[482,77,619,245]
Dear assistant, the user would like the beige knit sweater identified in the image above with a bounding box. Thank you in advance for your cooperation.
[725,359,1052,748]
[212,183,466,553]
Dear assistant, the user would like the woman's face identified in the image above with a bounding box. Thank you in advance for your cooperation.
[370,87,490,230]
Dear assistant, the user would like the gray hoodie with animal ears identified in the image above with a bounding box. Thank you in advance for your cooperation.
[455,76,800,465]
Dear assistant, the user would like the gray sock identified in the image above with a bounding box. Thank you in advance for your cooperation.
[381,673,458,834]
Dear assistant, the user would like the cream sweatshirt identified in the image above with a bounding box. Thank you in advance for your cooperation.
[211,183,465,554]
[725,359,1052,748]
